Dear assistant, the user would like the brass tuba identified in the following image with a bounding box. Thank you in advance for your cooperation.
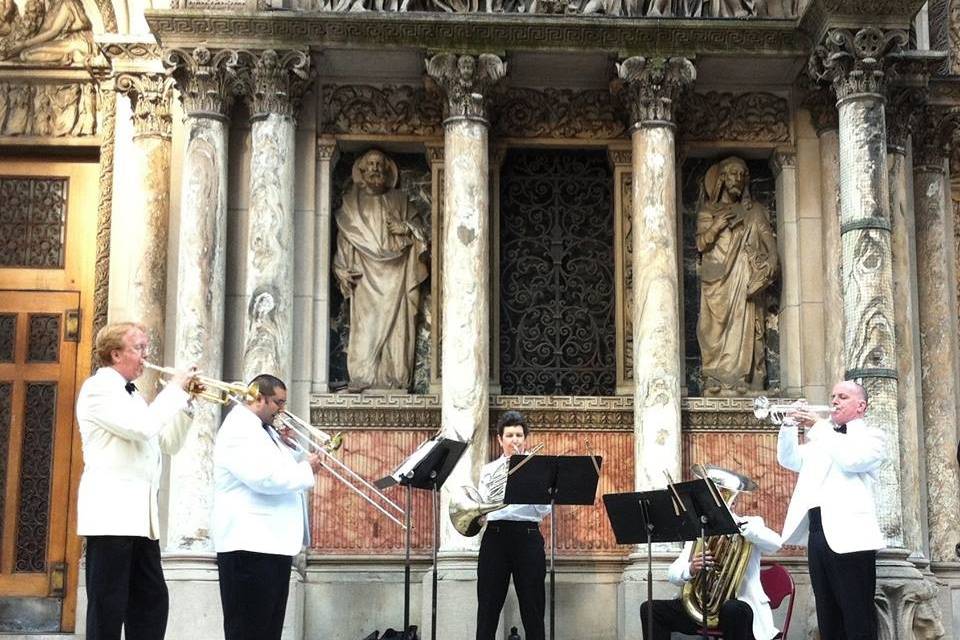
[680,465,758,629]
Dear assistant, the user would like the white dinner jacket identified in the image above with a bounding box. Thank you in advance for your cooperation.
[75,366,192,539]
[778,417,886,553]
[668,514,782,640]
[212,403,315,556]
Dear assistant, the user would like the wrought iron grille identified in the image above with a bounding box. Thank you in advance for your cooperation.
[15,382,56,573]
[499,149,615,396]
[0,177,68,269]
[0,382,10,546]
[0,315,13,362]
[27,314,60,363]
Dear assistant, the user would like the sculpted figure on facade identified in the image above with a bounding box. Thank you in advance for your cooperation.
[695,156,777,396]
[334,149,429,392]
[0,0,93,64]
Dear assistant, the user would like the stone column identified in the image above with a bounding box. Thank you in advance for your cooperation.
[113,71,175,399]
[311,136,338,393]
[240,49,312,383]
[615,56,694,492]
[615,56,694,640]
[886,88,928,559]
[424,52,506,639]
[425,143,444,393]
[912,106,960,566]
[810,27,906,548]
[163,47,239,554]
[805,89,845,385]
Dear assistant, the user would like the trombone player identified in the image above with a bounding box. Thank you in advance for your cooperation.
[639,466,782,640]
[212,374,324,640]
[75,321,199,640]
[476,410,551,640]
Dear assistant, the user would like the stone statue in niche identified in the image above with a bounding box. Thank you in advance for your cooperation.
[695,156,778,396]
[333,149,429,392]
[0,0,93,64]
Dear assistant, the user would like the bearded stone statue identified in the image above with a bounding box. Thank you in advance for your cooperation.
[333,149,429,392]
[695,156,778,396]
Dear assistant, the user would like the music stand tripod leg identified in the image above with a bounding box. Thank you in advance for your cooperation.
[549,497,556,640]
[404,483,413,639]
[431,475,439,640]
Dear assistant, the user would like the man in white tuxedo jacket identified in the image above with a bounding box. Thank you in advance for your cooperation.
[639,466,782,640]
[75,322,196,640]
[780,380,886,640]
[213,374,323,640]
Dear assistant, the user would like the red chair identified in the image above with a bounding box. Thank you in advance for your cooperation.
[700,561,796,639]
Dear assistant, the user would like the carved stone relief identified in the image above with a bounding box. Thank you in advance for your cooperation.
[0,0,94,64]
[0,81,96,137]
[490,88,626,139]
[321,84,443,137]
[876,578,947,640]
[677,91,790,143]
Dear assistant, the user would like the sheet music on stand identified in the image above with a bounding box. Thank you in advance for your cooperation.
[376,435,441,489]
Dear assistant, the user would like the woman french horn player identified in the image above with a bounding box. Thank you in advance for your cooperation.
[475,410,551,640]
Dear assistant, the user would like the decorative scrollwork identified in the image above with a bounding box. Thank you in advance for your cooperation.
[321,84,443,137]
[15,382,56,573]
[499,149,615,396]
[490,88,626,139]
[0,177,67,268]
[678,91,790,143]
[27,314,59,363]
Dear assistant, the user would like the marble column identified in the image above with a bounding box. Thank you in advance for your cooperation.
[162,47,239,554]
[614,56,694,640]
[240,49,312,383]
[810,27,906,548]
[311,136,338,393]
[615,56,694,493]
[805,89,845,386]
[424,52,505,639]
[114,72,175,400]
[885,88,928,559]
[911,106,960,565]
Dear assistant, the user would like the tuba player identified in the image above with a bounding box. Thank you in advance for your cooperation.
[639,466,782,640]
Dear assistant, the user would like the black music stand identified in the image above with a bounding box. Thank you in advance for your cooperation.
[378,436,467,640]
[502,455,603,640]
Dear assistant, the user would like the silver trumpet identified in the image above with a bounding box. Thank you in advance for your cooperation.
[272,410,407,530]
[753,396,834,426]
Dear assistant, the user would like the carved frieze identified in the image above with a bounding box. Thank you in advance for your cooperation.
[678,91,789,143]
[164,47,241,118]
[491,88,626,139]
[162,0,791,13]
[615,56,695,125]
[809,27,908,101]
[322,84,443,137]
[0,80,97,138]
[425,52,506,121]
[0,0,94,65]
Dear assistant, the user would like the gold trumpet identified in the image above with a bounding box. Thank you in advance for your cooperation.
[143,362,260,405]
[272,410,407,530]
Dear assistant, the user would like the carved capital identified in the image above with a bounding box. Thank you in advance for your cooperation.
[769,150,795,176]
[240,49,313,120]
[808,27,908,103]
[885,87,927,154]
[424,52,507,122]
[164,47,241,118]
[912,105,960,172]
[114,72,175,138]
[316,136,338,162]
[614,56,695,127]
[803,87,839,135]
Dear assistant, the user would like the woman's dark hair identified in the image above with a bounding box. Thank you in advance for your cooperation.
[496,410,528,437]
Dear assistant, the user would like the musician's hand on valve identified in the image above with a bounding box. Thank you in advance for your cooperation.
[171,365,199,393]
[690,550,715,576]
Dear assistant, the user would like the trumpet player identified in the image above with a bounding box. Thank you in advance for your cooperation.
[213,374,324,640]
[639,466,782,640]
[476,410,551,640]
[780,380,886,640]
[75,321,199,640]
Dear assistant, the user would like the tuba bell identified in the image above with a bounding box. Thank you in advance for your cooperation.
[680,464,758,629]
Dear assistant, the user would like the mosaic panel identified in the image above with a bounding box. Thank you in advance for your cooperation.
[14,382,57,573]
[0,177,68,269]
[27,314,60,363]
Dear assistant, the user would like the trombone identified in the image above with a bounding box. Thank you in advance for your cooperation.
[143,361,260,404]
[272,410,407,530]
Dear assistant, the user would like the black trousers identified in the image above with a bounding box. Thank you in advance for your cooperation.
[217,550,293,640]
[807,508,877,640]
[476,520,546,640]
[639,598,755,640]
[85,535,169,640]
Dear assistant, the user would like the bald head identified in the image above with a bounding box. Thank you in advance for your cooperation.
[830,380,867,425]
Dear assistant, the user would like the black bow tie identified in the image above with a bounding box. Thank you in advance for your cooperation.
[124,381,137,395]
[834,424,847,434]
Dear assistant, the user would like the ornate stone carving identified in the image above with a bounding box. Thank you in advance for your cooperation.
[885,87,927,154]
[491,87,626,139]
[0,0,93,64]
[912,106,960,172]
[424,52,506,121]
[875,578,947,640]
[164,47,241,117]
[321,84,442,137]
[114,73,175,138]
[614,56,695,126]
[0,81,97,137]
[92,89,116,360]
[808,27,908,101]
[678,91,789,143]
[240,49,312,119]
[802,87,839,135]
